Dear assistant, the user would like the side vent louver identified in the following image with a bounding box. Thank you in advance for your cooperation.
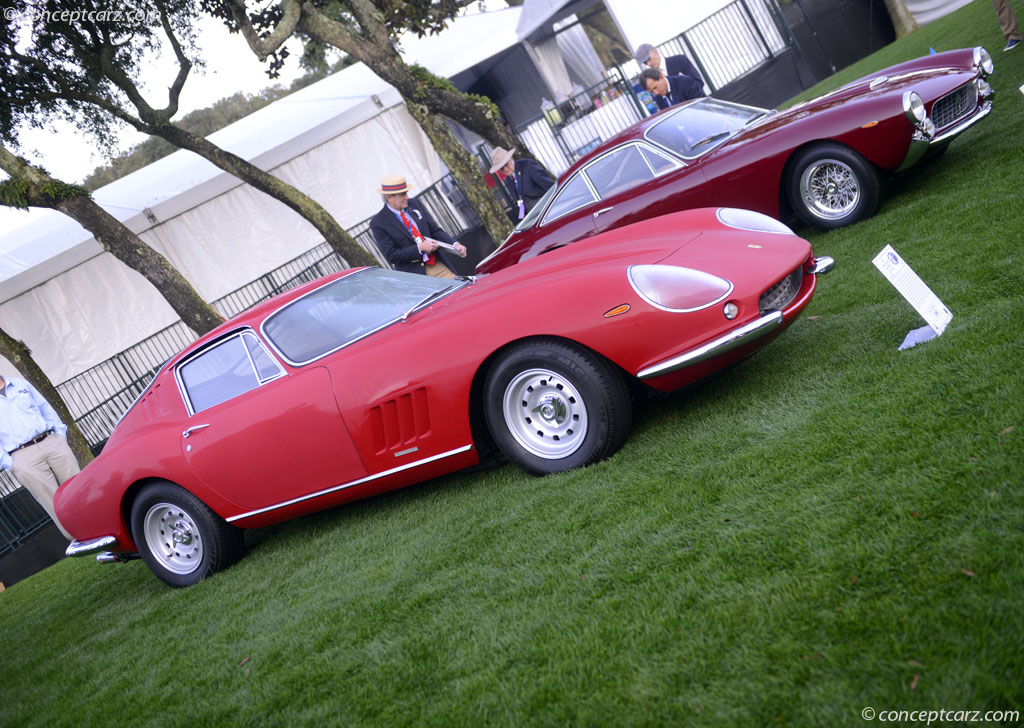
[369,388,431,454]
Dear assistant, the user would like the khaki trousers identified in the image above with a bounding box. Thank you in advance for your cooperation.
[11,433,79,540]
[992,0,1022,40]
[425,262,457,279]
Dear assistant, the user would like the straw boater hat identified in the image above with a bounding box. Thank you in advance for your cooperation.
[488,147,516,174]
[379,175,411,195]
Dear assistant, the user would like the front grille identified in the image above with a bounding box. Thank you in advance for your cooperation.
[931,83,978,130]
[759,268,802,313]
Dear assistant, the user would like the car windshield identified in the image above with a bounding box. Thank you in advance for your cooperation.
[645,98,768,159]
[262,268,462,364]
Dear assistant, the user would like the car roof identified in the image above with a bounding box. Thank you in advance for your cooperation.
[172,268,364,364]
[556,102,698,182]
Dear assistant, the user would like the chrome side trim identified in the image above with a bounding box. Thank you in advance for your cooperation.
[225,444,474,523]
[807,256,835,275]
[637,311,784,380]
[66,535,118,558]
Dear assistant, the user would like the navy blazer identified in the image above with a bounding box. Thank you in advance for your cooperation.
[654,73,706,110]
[665,54,703,84]
[503,159,555,214]
[370,199,457,275]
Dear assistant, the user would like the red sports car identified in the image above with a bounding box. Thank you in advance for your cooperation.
[477,47,993,275]
[58,208,833,587]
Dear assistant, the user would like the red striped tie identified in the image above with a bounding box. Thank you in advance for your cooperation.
[401,210,435,266]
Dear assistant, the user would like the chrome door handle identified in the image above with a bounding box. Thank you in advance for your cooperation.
[593,207,614,218]
[182,424,210,439]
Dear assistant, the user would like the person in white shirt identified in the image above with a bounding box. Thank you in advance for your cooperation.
[0,374,79,539]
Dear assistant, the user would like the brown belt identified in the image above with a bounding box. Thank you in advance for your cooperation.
[10,430,53,454]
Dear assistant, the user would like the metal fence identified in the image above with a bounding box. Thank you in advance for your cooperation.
[514,0,793,176]
[0,470,50,558]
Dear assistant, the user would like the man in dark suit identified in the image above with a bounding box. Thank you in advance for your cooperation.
[488,147,555,220]
[640,67,704,110]
[635,43,705,89]
[370,175,467,278]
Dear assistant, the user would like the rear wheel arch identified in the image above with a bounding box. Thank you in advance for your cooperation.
[128,479,244,587]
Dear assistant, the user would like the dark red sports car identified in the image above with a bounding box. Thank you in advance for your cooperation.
[477,47,993,275]
[57,208,832,587]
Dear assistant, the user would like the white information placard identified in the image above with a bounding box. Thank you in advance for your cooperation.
[872,245,953,337]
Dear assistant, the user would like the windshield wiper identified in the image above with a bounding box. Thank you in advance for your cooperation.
[401,285,454,322]
[745,110,773,127]
[690,130,732,150]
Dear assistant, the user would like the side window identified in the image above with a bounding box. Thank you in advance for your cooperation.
[584,145,656,199]
[179,333,281,414]
[641,145,678,175]
[242,331,282,382]
[542,173,596,223]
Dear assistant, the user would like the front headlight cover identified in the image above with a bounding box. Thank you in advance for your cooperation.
[902,90,926,124]
[628,265,734,313]
[974,46,994,76]
[717,208,795,235]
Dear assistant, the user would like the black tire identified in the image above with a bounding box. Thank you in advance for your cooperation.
[787,142,882,230]
[130,481,244,587]
[483,340,632,475]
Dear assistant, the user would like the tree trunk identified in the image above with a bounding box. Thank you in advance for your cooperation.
[151,123,378,267]
[297,7,514,245]
[0,327,94,468]
[883,0,920,37]
[0,145,223,336]
[406,103,513,250]
[56,196,226,335]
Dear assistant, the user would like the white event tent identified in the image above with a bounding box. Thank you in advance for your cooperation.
[0,7,523,385]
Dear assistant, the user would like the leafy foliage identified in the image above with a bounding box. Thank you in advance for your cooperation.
[0,0,201,151]
[0,178,31,208]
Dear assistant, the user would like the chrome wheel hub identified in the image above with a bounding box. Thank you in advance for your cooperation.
[502,368,588,459]
[143,502,204,575]
[800,158,861,220]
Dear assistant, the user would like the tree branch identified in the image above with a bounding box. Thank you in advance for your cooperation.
[223,0,304,61]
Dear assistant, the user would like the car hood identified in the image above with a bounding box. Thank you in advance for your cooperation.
[473,208,810,295]
[725,63,977,147]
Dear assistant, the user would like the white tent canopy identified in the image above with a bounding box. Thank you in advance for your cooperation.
[0,7,523,385]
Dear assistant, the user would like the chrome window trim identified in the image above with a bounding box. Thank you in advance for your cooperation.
[643,98,767,161]
[260,268,468,367]
[540,142,683,228]
[226,444,475,523]
[539,171,599,227]
[175,328,285,417]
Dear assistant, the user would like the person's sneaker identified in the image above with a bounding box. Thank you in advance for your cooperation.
[1005,38,1020,52]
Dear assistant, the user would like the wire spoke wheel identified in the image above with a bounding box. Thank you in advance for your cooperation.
[799,158,861,220]
[788,142,882,230]
[502,367,588,459]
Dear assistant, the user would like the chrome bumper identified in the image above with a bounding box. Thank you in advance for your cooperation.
[66,535,118,558]
[808,256,835,275]
[897,100,993,173]
[638,310,784,380]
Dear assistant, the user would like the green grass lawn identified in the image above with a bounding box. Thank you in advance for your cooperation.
[2,2,1022,726]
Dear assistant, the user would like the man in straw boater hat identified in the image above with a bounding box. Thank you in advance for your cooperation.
[488,147,554,221]
[370,175,467,278]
